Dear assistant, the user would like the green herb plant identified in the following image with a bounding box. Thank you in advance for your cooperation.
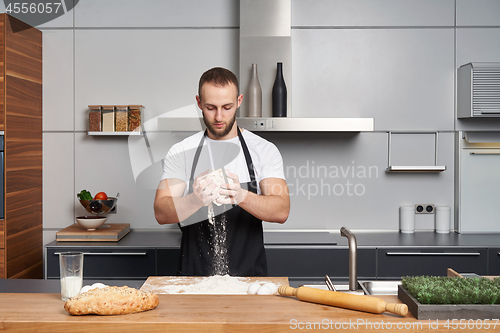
[77,189,93,201]
[402,276,500,305]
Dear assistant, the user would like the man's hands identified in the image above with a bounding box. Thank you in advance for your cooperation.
[192,170,220,206]
[155,170,289,225]
[217,170,247,205]
[192,169,248,206]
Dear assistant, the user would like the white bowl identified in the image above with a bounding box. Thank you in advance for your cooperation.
[76,216,107,231]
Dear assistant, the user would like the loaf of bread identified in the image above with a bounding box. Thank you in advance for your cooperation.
[64,286,159,315]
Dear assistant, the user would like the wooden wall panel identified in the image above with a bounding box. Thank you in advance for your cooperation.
[4,152,42,170]
[0,249,4,278]
[5,189,41,235]
[5,15,42,84]
[5,187,41,213]
[0,15,4,131]
[4,76,42,133]
[6,227,42,278]
[3,14,42,279]
[0,219,4,248]
[4,141,41,157]
[0,15,3,279]
[5,169,42,193]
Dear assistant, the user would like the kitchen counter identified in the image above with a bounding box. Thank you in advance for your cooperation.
[344,231,500,248]
[45,229,500,249]
[44,230,500,281]
[2,291,497,332]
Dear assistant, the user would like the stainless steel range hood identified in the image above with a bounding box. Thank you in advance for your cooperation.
[157,117,374,132]
[159,0,375,133]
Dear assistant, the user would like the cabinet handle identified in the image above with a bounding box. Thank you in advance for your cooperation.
[386,252,480,256]
[470,152,500,155]
[54,252,147,256]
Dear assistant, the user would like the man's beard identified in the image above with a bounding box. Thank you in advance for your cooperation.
[203,113,237,138]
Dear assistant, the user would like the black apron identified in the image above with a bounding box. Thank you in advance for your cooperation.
[177,127,267,276]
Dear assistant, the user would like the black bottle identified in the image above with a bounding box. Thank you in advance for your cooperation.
[272,62,287,117]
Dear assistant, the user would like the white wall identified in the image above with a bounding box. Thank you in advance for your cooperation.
[4,0,496,243]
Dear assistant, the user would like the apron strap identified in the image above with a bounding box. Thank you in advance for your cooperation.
[188,130,208,193]
[237,127,258,193]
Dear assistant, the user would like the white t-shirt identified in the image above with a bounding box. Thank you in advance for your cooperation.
[161,129,285,195]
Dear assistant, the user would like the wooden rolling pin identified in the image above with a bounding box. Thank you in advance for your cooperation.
[278,285,408,317]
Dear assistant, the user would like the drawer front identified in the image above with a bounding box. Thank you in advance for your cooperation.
[266,248,376,279]
[488,248,500,275]
[46,248,156,279]
[156,249,180,276]
[377,248,488,278]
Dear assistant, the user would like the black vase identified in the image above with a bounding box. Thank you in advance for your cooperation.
[272,62,287,117]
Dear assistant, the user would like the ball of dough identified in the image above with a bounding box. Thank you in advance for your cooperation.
[91,283,108,289]
[79,285,92,294]
[262,282,277,295]
[247,282,261,295]
[256,285,273,295]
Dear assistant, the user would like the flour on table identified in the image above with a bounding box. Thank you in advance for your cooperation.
[147,275,275,295]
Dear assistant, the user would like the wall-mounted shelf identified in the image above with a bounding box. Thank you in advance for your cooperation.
[157,117,374,132]
[386,165,446,172]
[386,132,446,173]
[88,131,142,136]
[87,105,144,136]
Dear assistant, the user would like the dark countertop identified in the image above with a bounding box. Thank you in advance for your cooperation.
[337,231,500,248]
[44,230,500,249]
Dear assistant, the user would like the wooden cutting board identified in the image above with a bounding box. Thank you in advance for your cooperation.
[56,223,130,242]
[140,276,289,294]
[447,268,499,280]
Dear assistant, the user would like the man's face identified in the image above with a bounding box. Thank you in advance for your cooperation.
[197,83,243,139]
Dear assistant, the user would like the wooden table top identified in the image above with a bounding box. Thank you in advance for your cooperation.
[1,292,498,332]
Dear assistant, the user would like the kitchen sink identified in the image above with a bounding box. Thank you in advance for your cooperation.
[359,280,401,295]
[301,280,401,296]
[301,284,365,295]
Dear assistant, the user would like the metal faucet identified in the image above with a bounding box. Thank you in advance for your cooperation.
[340,227,357,291]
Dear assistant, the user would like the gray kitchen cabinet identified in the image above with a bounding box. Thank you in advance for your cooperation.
[488,248,500,275]
[377,248,488,278]
[456,134,500,233]
[265,248,376,279]
[46,248,156,279]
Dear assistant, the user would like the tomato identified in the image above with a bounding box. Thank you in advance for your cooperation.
[94,192,108,200]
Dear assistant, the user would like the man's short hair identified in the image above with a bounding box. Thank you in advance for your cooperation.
[198,67,239,98]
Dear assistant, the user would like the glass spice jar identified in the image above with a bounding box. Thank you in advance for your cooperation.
[88,105,102,132]
[101,105,115,132]
[115,105,128,132]
[128,105,143,132]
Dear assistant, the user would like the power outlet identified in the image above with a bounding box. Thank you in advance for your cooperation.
[415,204,434,214]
